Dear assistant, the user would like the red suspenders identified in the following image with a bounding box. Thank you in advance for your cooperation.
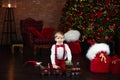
[55,44,66,60]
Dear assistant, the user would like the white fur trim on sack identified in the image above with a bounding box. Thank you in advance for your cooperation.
[86,43,110,60]
[64,30,80,42]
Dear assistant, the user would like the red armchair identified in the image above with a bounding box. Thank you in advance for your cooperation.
[20,18,55,56]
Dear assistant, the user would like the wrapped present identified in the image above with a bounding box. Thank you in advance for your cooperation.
[110,55,120,74]
[110,61,120,74]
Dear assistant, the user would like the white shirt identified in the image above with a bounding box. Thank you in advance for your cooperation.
[50,44,72,65]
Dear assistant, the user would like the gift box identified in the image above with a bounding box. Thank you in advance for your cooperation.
[109,55,120,74]
[110,62,120,74]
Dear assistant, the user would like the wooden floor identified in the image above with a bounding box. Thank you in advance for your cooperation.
[0,46,120,80]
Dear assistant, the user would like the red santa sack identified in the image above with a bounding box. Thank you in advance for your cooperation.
[109,55,120,74]
[90,53,111,73]
[67,40,81,54]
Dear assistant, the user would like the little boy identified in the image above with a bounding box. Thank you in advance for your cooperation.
[50,31,72,69]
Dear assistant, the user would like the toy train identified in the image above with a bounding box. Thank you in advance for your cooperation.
[23,60,81,76]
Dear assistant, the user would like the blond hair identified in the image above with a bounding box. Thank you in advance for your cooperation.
[54,31,64,38]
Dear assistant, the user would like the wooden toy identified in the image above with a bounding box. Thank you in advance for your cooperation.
[23,60,81,76]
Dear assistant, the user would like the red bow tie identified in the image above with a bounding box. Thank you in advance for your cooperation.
[56,44,64,47]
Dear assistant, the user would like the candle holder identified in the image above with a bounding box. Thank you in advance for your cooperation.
[1,0,17,45]
[2,0,16,8]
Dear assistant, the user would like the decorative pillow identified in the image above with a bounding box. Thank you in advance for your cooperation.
[27,27,43,38]
[40,28,54,38]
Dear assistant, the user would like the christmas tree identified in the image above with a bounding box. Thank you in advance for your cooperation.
[59,0,120,43]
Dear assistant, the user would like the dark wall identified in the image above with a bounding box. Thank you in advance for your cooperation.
[0,0,66,40]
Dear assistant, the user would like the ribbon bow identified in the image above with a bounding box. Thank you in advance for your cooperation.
[98,51,107,63]
[56,44,64,47]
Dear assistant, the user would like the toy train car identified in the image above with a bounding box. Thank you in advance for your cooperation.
[71,67,81,76]
[23,60,81,76]
[39,63,81,76]
[52,68,63,75]
[65,65,81,76]
[39,68,51,76]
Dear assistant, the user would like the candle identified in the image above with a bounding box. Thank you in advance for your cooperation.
[8,3,11,8]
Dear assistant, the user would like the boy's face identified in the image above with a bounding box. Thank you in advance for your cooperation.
[55,34,65,44]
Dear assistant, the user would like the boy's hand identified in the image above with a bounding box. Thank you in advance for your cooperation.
[52,64,60,69]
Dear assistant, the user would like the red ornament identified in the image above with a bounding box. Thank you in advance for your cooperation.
[96,11,103,18]
[109,10,116,16]
[99,37,105,42]
[118,26,120,28]
[99,7,103,11]
[68,17,73,22]
[77,13,81,17]
[98,28,103,33]
[87,39,96,46]
[83,21,86,24]
[106,17,110,21]
[82,27,85,30]
[86,13,95,19]
[68,27,72,30]
[96,0,100,2]
[108,36,113,42]
[90,5,93,9]
[90,21,95,24]
[102,19,107,24]
[97,32,100,35]
[113,23,116,27]
[105,0,110,8]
